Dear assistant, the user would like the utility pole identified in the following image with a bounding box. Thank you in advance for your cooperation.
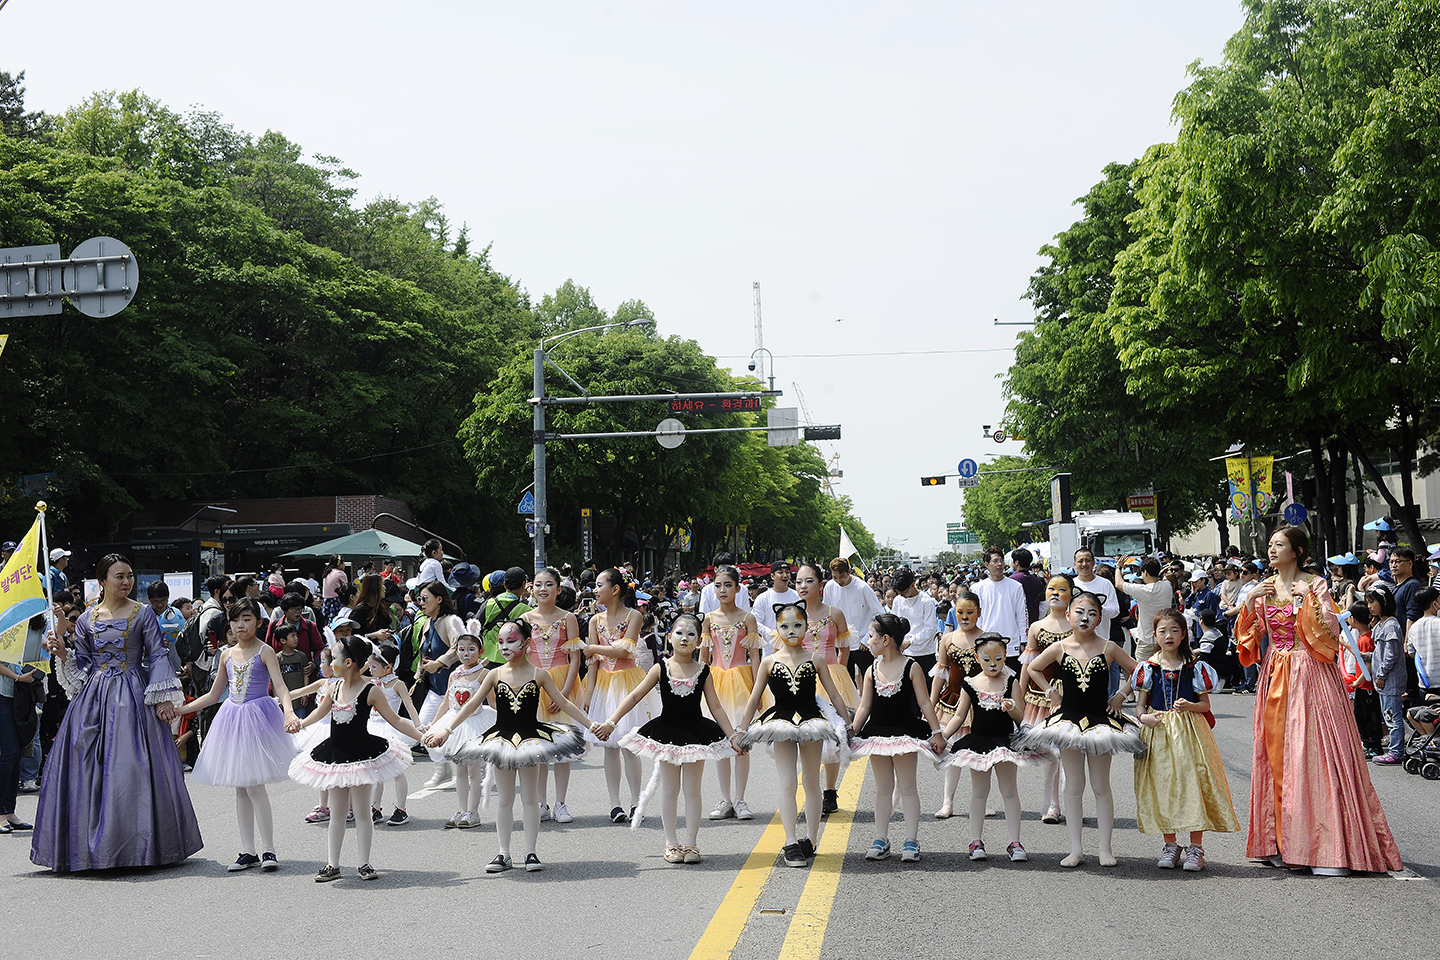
[753,281,765,391]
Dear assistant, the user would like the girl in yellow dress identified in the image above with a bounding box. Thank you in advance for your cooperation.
[583,568,658,823]
[1133,609,1238,872]
[524,567,583,824]
[701,564,760,821]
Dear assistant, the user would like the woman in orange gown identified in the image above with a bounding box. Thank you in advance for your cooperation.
[1236,526,1402,875]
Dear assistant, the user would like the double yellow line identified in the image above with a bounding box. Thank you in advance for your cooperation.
[688,761,868,960]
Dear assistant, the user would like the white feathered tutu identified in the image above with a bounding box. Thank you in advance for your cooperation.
[439,704,498,763]
[740,694,848,763]
[586,666,660,748]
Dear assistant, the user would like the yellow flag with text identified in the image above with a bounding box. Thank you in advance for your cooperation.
[0,516,48,663]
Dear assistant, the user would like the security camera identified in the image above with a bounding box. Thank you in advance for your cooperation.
[748,360,756,371]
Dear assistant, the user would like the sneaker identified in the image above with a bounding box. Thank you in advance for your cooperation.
[1372,753,1402,765]
[901,840,921,862]
[865,839,891,861]
[1041,804,1064,824]
[1158,843,1183,869]
[734,800,753,820]
[539,803,552,822]
[1182,845,1206,872]
[524,853,543,872]
[553,801,573,824]
[315,864,341,883]
[485,854,512,873]
[261,852,278,872]
[17,780,38,794]
[346,807,355,824]
[798,837,815,860]
[358,863,378,881]
[305,806,331,824]
[821,789,839,816]
[708,800,735,820]
[630,806,638,824]
[456,811,477,829]
[783,843,808,867]
[444,811,463,829]
[610,806,629,824]
[227,853,261,872]
[387,808,410,826]
[968,840,986,861]
[683,845,702,864]
[1007,842,1027,862]
[371,806,384,824]
[664,844,686,864]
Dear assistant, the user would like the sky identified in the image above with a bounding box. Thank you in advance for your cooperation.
[7,0,1246,557]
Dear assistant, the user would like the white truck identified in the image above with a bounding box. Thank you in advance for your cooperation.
[1050,510,1157,567]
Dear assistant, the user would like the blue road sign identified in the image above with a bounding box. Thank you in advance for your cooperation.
[957,459,978,479]
[1283,503,1308,525]
[517,490,536,515]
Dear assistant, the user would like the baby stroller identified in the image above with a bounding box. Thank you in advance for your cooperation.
[1401,694,1440,779]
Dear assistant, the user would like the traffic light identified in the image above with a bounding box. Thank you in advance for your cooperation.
[804,425,842,441]
[921,476,946,487]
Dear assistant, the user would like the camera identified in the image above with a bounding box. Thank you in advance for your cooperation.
[748,360,756,371]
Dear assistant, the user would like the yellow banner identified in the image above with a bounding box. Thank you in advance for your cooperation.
[0,515,49,665]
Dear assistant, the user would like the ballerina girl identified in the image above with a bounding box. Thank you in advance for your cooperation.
[792,564,856,816]
[700,564,760,822]
[1020,573,1075,824]
[929,589,982,819]
[428,634,495,830]
[735,602,850,869]
[523,567,583,824]
[424,619,600,873]
[595,614,738,864]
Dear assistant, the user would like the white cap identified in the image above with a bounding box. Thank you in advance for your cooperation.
[49,548,71,562]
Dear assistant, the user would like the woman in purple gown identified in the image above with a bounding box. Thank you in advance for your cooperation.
[32,554,203,871]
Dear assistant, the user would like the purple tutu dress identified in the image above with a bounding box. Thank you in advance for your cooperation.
[192,651,298,787]
[32,603,204,871]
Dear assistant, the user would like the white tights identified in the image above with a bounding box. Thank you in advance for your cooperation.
[372,772,408,812]
[714,753,749,804]
[327,784,373,868]
[870,753,920,843]
[774,741,823,847]
[454,761,485,815]
[234,784,275,856]
[969,764,1020,845]
[496,766,540,858]
[1060,750,1114,864]
[604,747,642,809]
[661,761,704,846]
[538,762,570,805]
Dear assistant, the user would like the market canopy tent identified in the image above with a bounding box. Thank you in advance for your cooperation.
[280,528,454,561]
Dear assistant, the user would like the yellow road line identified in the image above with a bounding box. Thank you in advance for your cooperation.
[687,792,798,960]
[778,761,868,960]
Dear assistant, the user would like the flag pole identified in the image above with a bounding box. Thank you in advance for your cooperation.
[36,501,54,638]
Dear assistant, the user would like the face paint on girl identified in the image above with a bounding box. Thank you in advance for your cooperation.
[455,638,482,667]
[1045,578,1072,609]
[669,619,700,657]
[1069,600,1100,634]
[776,609,807,647]
[954,600,979,629]
[865,625,885,656]
[497,627,527,662]
[975,645,1007,676]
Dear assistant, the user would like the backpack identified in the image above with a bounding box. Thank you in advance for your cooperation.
[481,596,526,643]
[177,604,224,665]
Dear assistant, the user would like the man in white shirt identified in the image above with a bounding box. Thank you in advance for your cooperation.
[823,557,884,682]
[1072,547,1121,643]
[889,567,939,676]
[700,553,752,615]
[1114,557,1175,662]
[970,547,1028,667]
[751,560,800,657]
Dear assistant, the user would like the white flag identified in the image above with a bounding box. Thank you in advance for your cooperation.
[838,525,865,574]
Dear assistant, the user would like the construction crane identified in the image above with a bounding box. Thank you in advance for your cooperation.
[753,281,765,388]
[791,381,843,496]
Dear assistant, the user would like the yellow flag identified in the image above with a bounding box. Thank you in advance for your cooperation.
[0,515,49,663]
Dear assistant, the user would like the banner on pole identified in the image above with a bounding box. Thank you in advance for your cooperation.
[0,515,49,663]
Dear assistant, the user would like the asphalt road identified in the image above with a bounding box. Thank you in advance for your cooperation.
[4,690,1438,960]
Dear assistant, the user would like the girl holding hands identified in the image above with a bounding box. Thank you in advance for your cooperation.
[524,567,583,823]
[793,564,857,815]
[425,619,596,873]
[1017,591,1142,867]
[736,601,850,869]
[929,590,982,818]
[584,568,658,823]
[701,564,761,821]
[595,614,738,864]
[848,613,947,863]
[180,598,301,872]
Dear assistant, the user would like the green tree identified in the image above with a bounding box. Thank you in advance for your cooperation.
[1004,161,1227,542]
[959,457,1052,550]
[0,70,53,140]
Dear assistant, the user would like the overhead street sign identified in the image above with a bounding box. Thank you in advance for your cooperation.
[947,530,980,545]
[958,477,981,488]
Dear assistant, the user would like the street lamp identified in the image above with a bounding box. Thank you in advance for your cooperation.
[748,347,775,392]
[531,319,655,571]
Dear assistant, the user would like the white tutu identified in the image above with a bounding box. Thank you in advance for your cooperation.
[192,697,298,788]
[438,705,497,763]
[1014,719,1146,757]
[452,724,589,770]
[292,713,330,755]
[940,744,1053,771]
[289,739,413,789]
[741,695,849,764]
[618,730,735,765]
[847,735,940,761]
